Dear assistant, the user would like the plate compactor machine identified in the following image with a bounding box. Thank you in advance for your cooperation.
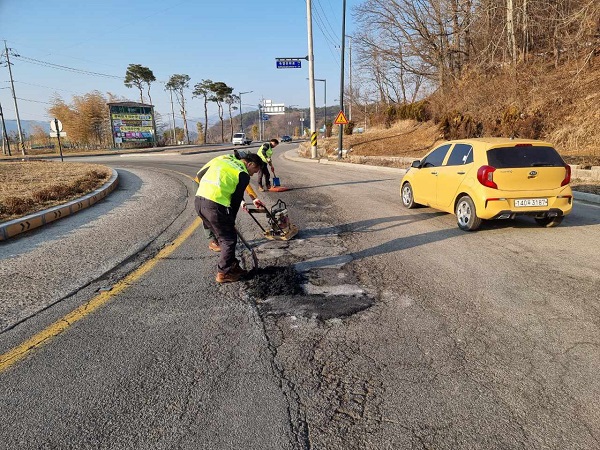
[246,199,299,241]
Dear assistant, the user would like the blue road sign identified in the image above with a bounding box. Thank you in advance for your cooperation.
[276,60,301,69]
[262,115,269,121]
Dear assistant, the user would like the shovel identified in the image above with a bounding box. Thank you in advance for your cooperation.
[272,168,281,187]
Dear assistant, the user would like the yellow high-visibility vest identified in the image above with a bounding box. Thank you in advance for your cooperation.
[196,155,248,207]
[257,144,273,163]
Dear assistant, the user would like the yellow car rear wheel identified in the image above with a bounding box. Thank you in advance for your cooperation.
[456,195,482,231]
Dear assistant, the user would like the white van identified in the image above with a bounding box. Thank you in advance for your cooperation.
[232,133,252,145]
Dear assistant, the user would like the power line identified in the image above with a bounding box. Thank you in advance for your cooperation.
[313,7,338,48]
[16,97,53,105]
[315,0,339,40]
[11,80,77,93]
[14,55,123,79]
[307,0,342,68]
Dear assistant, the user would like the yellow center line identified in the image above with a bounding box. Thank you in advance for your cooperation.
[0,169,201,373]
[0,217,201,373]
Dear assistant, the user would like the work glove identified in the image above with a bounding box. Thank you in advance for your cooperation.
[252,198,266,209]
[241,200,249,213]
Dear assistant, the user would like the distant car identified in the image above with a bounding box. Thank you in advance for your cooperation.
[281,135,292,143]
[232,132,252,145]
[400,138,573,231]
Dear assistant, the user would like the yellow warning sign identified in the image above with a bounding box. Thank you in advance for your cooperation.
[333,110,349,125]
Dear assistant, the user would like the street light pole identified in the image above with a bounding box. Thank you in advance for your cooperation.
[239,90,253,132]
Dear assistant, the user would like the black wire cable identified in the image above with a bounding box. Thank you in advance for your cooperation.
[14,55,123,79]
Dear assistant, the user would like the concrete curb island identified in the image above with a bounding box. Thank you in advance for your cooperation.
[0,169,119,242]
[0,144,247,242]
[283,149,600,206]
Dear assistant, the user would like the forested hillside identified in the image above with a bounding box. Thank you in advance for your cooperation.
[350,0,599,155]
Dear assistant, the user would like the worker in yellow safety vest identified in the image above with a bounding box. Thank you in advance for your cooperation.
[195,152,265,283]
[195,152,262,252]
[256,138,279,191]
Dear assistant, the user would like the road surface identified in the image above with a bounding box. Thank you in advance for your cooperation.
[1,144,599,449]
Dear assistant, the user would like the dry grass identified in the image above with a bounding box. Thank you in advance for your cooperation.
[300,121,443,159]
[0,161,111,222]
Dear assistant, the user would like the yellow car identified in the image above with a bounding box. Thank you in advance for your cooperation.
[400,138,573,231]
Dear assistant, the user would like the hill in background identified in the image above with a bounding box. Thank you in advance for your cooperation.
[300,57,599,167]
[2,120,50,136]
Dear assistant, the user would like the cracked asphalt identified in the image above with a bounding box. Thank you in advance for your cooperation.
[1,145,599,449]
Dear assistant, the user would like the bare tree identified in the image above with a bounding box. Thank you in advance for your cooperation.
[192,79,212,144]
[166,74,191,144]
[48,91,110,148]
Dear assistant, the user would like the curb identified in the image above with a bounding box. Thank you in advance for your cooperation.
[0,169,119,242]
[573,191,600,204]
[283,150,600,205]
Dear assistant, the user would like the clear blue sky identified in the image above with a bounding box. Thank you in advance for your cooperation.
[0,0,362,128]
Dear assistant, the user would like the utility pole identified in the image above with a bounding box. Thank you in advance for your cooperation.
[347,35,352,121]
[0,100,11,156]
[306,0,317,158]
[337,0,347,159]
[239,90,252,132]
[3,41,25,155]
[315,79,326,135]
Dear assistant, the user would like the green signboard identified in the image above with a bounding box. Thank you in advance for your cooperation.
[109,104,155,144]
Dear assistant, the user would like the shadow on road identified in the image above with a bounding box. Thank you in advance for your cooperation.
[301,212,447,239]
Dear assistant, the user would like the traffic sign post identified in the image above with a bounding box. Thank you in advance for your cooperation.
[50,118,64,162]
[334,110,349,125]
[334,110,349,158]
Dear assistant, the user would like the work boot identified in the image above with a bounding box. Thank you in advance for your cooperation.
[230,262,248,277]
[208,241,221,252]
[258,186,265,192]
[215,271,243,283]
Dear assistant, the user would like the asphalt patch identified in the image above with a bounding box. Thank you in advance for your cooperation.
[246,266,374,320]
[260,294,374,321]
[246,266,305,298]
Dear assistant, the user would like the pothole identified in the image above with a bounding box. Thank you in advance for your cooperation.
[261,294,374,321]
[246,266,374,321]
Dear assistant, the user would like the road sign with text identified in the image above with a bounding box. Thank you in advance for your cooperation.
[276,59,302,69]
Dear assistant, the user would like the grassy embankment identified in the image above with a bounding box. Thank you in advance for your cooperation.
[0,161,111,222]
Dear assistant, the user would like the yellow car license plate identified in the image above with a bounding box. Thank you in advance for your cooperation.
[515,198,548,207]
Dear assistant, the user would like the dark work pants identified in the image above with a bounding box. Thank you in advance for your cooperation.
[257,161,271,189]
[195,196,238,274]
